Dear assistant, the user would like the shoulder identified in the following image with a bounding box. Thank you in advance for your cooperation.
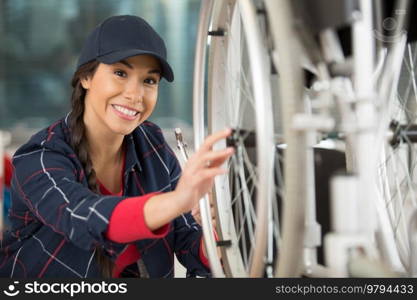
[12,117,78,174]
[14,118,73,156]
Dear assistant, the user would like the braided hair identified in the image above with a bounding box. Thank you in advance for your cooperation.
[68,61,114,278]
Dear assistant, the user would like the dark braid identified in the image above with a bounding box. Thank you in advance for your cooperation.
[68,61,114,278]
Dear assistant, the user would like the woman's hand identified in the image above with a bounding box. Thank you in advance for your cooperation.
[175,128,234,214]
[144,128,233,231]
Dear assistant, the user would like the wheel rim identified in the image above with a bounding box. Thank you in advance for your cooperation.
[205,0,276,277]
[375,40,417,273]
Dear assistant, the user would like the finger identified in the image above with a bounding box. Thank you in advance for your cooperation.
[191,205,200,216]
[185,150,232,177]
[200,128,232,152]
[197,167,228,181]
[191,207,200,216]
[183,146,232,176]
[197,147,234,169]
[207,153,233,168]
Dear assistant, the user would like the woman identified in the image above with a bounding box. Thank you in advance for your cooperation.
[0,15,233,278]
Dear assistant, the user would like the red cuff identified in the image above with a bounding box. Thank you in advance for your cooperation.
[4,155,13,187]
[199,230,219,269]
[106,192,170,243]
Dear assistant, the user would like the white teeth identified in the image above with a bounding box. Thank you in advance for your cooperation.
[113,105,138,117]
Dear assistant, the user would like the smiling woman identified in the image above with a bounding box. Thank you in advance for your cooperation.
[82,56,161,137]
[0,15,233,278]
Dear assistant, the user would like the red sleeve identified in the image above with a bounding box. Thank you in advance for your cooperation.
[199,230,219,269]
[4,155,13,187]
[105,192,170,243]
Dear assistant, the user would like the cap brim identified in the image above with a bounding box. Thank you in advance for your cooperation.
[97,49,174,82]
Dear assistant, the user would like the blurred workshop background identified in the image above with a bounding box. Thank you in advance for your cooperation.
[0,0,199,152]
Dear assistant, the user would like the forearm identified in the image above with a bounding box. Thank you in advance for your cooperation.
[144,191,184,231]
[106,193,170,243]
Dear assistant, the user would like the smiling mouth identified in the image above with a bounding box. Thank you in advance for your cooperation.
[112,104,140,117]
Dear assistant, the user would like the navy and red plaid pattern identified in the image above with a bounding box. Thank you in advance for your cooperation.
[0,114,209,278]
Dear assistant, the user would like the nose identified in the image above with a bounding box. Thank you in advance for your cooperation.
[123,79,144,103]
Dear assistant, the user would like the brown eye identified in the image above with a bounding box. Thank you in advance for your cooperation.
[114,70,127,78]
[145,78,158,85]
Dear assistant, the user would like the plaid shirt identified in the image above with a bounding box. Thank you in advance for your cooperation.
[0,114,209,278]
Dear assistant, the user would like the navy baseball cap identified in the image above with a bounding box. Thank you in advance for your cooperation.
[77,15,174,82]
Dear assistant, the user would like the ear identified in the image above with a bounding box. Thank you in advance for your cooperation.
[80,76,91,90]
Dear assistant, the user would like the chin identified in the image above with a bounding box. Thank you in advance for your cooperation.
[110,124,137,136]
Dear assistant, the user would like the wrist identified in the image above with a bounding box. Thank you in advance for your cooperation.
[144,191,184,230]
[172,187,196,213]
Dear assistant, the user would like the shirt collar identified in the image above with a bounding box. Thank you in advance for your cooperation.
[64,113,143,174]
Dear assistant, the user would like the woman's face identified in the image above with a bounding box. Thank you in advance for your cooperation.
[81,55,161,136]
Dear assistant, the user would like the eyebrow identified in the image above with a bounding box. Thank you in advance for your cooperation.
[148,69,162,75]
[118,60,162,75]
[119,60,134,69]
